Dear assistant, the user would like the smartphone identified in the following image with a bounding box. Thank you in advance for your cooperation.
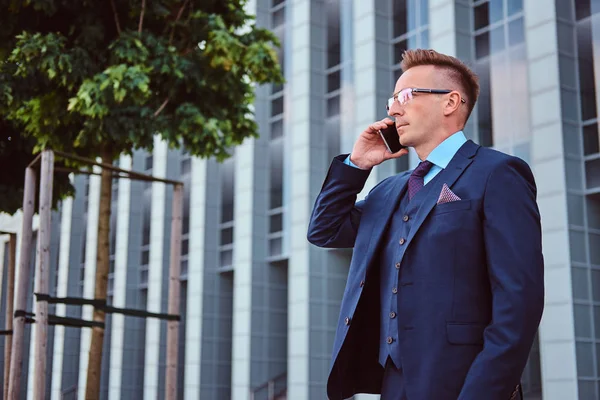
[378,124,406,153]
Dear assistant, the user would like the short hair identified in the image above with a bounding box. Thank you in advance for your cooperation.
[400,49,480,123]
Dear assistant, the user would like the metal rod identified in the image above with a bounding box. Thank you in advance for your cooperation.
[52,150,182,186]
[33,150,54,400]
[165,184,183,400]
[26,152,42,169]
[8,167,36,399]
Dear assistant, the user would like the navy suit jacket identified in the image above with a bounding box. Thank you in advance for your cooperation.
[307,140,544,400]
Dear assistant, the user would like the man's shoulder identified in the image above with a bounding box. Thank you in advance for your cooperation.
[474,145,532,172]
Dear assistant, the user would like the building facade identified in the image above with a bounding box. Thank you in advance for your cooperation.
[0,0,599,399]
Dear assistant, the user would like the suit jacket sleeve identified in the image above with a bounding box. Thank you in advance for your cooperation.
[458,157,544,400]
[307,154,372,248]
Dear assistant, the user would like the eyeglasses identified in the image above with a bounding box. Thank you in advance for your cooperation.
[386,88,466,111]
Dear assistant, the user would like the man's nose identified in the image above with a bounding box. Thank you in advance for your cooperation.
[388,101,404,118]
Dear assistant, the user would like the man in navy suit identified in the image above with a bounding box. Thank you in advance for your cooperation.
[307,49,544,400]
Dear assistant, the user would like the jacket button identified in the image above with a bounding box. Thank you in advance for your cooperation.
[395,262,401,269]
[392,287,398,294]
[399,238,405,245]
[359,280,365,287]
[386,336,393,344]
[389,312,396,319]
[344,317,351,325]
[403,215,409,222]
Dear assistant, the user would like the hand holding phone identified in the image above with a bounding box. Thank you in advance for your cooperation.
[348,119,408,169]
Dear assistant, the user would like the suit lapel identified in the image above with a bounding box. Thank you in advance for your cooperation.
[360,172,409,270]
[404,140,479,247]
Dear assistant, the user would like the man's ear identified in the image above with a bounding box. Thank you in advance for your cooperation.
[443,91,462,116]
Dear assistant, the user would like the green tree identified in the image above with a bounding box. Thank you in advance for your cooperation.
[0,0,283,398]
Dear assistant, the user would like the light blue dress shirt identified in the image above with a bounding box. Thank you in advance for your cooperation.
[343,131,467,185]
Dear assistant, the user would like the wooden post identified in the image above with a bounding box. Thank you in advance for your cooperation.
[33,150,54,400]
[8,167,36,399]
[165,184,183,400]
[4,233,16,400]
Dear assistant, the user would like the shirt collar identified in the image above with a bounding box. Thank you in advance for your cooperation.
[424,131,467,169]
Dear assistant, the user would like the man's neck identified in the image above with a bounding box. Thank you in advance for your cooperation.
[414,127,462,161]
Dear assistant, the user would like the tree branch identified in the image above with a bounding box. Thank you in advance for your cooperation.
[153,97,170,118]
[169,0,190,45]
[109,0,122,35]
[138,0,146,34]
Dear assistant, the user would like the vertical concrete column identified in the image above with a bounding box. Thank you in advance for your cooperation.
[77,167,102,398]
[524,0,578,398]
[50,183,74,400]
[143,138,168,399]
[108,155,133,399]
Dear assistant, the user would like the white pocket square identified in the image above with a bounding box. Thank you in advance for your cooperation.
[437,183,461,204]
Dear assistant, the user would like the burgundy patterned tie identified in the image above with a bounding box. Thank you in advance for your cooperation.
[408,160,434,200]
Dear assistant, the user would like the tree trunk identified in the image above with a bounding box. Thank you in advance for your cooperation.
[84,149,113,400]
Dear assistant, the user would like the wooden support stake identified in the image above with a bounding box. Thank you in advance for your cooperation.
[3,233,16,400]
[8,167,36,399]
[165,184,183,400]
[33,150,54,399]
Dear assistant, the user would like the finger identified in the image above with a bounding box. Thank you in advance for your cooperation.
[380,117,395,126]
[384,148,409,160]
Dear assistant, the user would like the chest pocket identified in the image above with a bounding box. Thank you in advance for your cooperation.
[431,199,471,216]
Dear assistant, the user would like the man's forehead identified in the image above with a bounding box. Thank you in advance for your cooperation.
[394,65,443,92]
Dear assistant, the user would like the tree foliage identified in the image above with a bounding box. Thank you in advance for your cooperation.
[0,0,284,174]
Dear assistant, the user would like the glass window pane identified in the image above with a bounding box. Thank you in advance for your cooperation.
[271,96,284,116]
[573,266,590,300]
[327,115,341,161]
[273,0,284,7]
[576,342,595,377]
[327,95,340,117]
[327,0,341,67]
[420,0,429,25]
[579,379,596,398]
[181,238,189,256]
[420,29,429,49]
[507,0,523,16]
[577,19,598,120]
[269,139,284,209]
[475,60,493,147]
[490,25,505,54]
[586,158,600,188]
[508,18,525,46]
[489,0,503,24]
[271,119,283,140]
[394,39,408,65]
[270,213,283,233]
[181,259,188,276]
[272,7,285,28]
[574,304,592,338]
[181,158,191,175]
[474,2,489,30]
[221,159,235,223]
[220,249,233,267]
[328,70,341,93]
[576,0,591,20]
[476,32,490,59]
[571,230,588,263]
[584,124,600,155]
[221,227,234,246]
[269,237,283,256]
[589,232,600,265]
